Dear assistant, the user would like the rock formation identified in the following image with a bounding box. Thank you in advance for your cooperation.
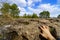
[0,18,60,40]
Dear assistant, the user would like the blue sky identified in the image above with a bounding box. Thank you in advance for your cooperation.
[0,0,60,17]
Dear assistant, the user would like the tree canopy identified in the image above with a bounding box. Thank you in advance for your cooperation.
[0,3,10,14]
[0,3,20,18]
[39,11,50,18]
[10,4,20,18]
[57,14,60,18]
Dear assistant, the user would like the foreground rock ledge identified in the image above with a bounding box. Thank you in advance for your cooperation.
[0,18,60,40]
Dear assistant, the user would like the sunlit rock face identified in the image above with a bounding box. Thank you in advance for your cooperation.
[0,18,60,40]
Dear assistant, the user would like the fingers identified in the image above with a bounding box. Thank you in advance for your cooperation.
[40,25,46,30]
[42,25,49,29]
[40,25,49,31]
[44,25,50,30]
[40,26,44,31]
[39,25,51,39]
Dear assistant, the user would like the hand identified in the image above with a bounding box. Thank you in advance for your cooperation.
[39,25,56,40]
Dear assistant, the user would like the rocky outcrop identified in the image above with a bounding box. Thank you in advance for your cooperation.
[0,18,60,40]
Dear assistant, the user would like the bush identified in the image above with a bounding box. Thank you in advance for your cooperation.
[32,13,38,18]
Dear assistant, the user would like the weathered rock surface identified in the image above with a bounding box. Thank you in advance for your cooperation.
[0,18,60,40]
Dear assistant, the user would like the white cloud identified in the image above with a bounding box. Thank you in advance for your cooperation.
[9,0,42,7]
[25,3,60,17]
[18,7,26,12]
[18,0,27,7]
[38,4,60,17]
[8,0,27,7]
[18,6,32,16]
[27,0,33,6]
[33,0,42,2]
[8,0,42,7]
[27,0,42,6]
[1,0,60,17]
[18,7,27,16]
